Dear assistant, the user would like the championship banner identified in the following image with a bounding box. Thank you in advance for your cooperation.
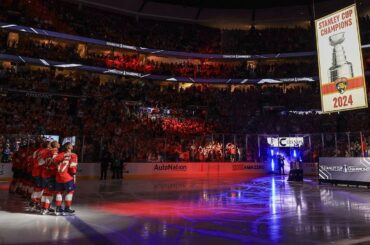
[315,5,368,113]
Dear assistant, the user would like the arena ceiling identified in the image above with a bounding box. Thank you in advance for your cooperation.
[148,0,330,9]
[74,0,370,29]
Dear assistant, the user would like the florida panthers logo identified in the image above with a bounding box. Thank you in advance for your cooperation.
[335,77,347,94]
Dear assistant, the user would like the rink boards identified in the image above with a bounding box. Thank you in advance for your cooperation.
[0,162,266,180]
[0,162,318,180]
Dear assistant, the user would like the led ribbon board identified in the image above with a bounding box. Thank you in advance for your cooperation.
[319,157,370,183]
[315,4,368,113]
[267,137,304,147]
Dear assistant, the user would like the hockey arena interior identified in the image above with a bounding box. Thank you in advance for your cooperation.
[1,0,370,244]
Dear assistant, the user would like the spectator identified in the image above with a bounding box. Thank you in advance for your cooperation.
[100,149,111,180]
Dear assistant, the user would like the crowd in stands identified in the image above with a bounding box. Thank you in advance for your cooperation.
[0,65,369,162]
[6,34,370,79]
[1,34,318,79]
[162,117,212,135]
[0,0,369,164]
[0,0,369,55]
[1,1,370,80]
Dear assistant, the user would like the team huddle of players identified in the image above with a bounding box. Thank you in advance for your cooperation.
[9,139,78,215]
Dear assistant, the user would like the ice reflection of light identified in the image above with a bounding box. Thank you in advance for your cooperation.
[297,204,302,224]
[347,200,350,211]
[271,159,275,172]
[269,177,280,242]
[231,192,237,199]
[51,219,60,241]
[325,224,331,236]
[141,222,150,239]
[271,178,276,214]
[202,191,208,201]
[6,176,370,244]
[162,222,167,237]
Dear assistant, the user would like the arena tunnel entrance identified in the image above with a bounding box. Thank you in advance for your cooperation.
[258,135,311,175]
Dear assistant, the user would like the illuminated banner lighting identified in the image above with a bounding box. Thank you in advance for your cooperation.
[315,4,368,113]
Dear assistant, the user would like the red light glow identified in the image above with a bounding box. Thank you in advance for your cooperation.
[0,183,9,191]
[96,200,217,219]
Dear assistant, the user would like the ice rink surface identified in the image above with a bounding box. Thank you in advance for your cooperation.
[1,175,370,245]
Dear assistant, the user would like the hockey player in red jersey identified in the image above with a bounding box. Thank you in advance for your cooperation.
[54,142,78,215]
[29,141,49,211]
[39,141,60,215]
[25,141,37,199]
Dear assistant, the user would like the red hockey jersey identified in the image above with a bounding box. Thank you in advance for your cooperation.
[31,148,43,177]
[54,152,78,183]
[40,148,58,179]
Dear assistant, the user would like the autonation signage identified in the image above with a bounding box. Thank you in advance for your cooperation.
[154,164,187,171]
[267,137,304,147]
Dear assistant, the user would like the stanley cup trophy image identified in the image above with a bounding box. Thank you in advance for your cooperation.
[328,32,353,93]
